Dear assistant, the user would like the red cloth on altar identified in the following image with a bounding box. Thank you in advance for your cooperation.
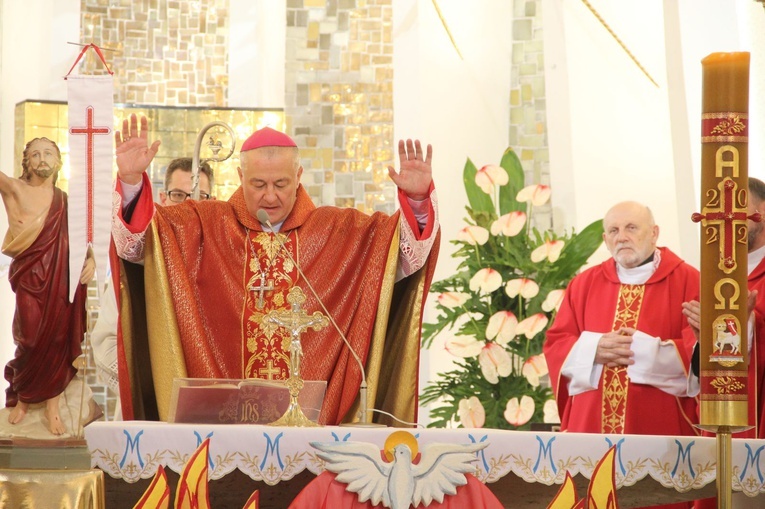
[115,175,438,425]
[288,471,503,509]
[2,188,86,405]
[544,247,699,437]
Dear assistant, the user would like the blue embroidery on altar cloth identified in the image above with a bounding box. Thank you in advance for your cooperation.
[671,440,695,478]
[741,443,765,483]
[604,437,626,476]
[261,432,284,470]
[533,435,557,475]
[120,429,144,469]
[193,430,215,469]
[468,434,490,472]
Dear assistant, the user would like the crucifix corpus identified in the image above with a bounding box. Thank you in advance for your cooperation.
[262,286,329,427]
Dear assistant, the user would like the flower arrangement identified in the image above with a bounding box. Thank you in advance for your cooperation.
[421,148,603,429]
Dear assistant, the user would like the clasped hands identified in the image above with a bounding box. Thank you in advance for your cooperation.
[596,328,636,368]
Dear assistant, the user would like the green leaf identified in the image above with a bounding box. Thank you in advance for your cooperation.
[498,148,525,215]
[554,218,604,278]
[463,158,495,214]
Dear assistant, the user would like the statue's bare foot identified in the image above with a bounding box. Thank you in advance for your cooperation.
[44,397,66,436]
[8,402,29,424]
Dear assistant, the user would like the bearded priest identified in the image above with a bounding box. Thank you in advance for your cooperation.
[111,114,440,426]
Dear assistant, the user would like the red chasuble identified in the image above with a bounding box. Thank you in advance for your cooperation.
[544,247,699,436]
[2,189,86,405]
[117,177,438,425]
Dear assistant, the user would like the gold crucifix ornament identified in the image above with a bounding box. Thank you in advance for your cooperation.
[262,286,329,427]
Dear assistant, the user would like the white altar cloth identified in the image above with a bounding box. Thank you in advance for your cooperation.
[84,421,765,498]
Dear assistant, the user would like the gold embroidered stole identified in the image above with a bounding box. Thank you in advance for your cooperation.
[242,230,298,380]
[601,284,645,433]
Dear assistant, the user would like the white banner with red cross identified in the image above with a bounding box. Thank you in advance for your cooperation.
[66,44,114,301]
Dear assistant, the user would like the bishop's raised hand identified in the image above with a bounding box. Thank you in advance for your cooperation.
[115,114,161,185]
[388,138,433,201]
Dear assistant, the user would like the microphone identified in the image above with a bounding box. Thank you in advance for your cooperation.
[256,209,382,427]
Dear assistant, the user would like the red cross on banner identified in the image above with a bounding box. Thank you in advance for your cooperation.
[70,106,111,245]
[66,45,114,302]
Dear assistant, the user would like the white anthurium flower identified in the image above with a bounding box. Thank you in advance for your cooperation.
[516,313,549,339]
[490,211,526,237]
[445,335,483,358]
[530,239,565,263]
[505,278,540,299]
[456,225,490,246]
[485,311,518,345]
[458,396,486,428]
[479,342,513,384]
[436,292,471,309]
[543,399,561,424]
[469,268,503,294]
[516,184,551,206]
[504,395,535,426]
[474,164,509,194]
[541,289,566,313]
[522,354,549,387]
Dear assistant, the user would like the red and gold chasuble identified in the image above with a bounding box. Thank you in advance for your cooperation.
[601,285,645,434]
[116,176,439,426]
[242,230,298,380]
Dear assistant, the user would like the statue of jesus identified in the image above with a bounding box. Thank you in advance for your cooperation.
[0,137,94,435]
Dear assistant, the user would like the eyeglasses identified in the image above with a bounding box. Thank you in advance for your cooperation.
[166,189,212,203]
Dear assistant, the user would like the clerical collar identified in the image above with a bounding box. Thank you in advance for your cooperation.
[748,245,765,275]
[263,220,285,233]
[616,249,661,285]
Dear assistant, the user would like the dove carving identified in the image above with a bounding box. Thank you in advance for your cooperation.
[310,437,487,509]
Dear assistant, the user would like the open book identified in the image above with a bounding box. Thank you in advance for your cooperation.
[167,378,327,425]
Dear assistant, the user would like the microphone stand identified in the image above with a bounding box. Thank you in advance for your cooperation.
[256,210,385,427]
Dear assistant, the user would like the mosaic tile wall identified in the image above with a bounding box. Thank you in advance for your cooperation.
[510,0,551,230]
[285,0,397,214]
[79,0,229,106]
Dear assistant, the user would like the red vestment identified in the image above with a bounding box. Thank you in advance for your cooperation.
[544,247,699,437]
[745,256,765,438]
[2,188,86,405]
[115,176,438,425]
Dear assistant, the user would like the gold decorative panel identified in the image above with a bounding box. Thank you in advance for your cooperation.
[286,0,396,214]
[14,101,284,201]
[79,0,229,106]
[510,0,551,230]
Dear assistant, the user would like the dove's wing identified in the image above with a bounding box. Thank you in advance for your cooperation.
[310,441,392,507]
[410,442,487,507]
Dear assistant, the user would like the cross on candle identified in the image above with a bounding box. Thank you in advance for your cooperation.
[692,178,761,274]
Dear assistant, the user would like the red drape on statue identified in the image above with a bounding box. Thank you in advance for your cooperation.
[3,188,86,405]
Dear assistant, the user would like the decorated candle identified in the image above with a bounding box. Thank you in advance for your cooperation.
[693,52,751,428]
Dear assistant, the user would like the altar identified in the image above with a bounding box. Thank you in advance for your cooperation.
[84,421,765,508]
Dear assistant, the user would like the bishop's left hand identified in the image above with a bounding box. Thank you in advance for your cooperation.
[388,139,433,201]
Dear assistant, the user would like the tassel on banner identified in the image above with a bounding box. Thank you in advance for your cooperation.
[66,43,115,301]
